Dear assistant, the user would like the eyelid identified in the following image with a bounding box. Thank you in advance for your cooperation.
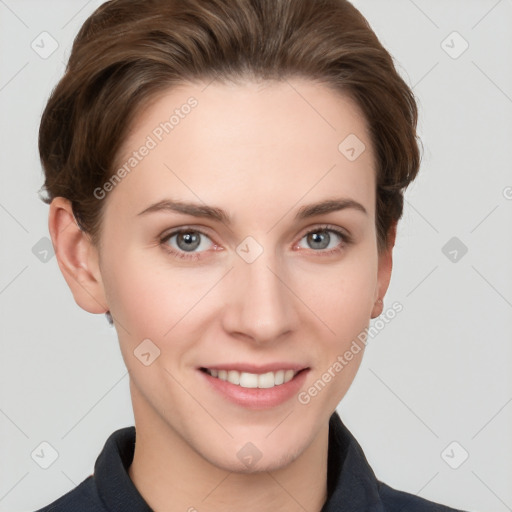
[159,223,352,260]
[293,224,352,256]
[160,223,351,243]
[159,225,218,255]
[160,223,215,238]
[159,224,220,246]
[299,223,352,243]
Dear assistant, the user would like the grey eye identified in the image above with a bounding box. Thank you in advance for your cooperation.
[176,231,202,252]
[164,230,213,254]
[306,231,331,250]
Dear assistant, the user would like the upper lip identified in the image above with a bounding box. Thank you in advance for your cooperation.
[199,363,309,374]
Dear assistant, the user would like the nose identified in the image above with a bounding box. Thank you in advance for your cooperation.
[221,248,299,345]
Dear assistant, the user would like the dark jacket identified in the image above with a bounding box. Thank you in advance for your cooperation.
[35,411,468,511]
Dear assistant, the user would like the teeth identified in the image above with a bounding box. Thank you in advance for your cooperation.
[205,368,298,388]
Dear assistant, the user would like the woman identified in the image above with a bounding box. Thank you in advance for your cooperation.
[35,0,468,510]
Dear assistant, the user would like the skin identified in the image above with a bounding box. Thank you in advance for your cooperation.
[49,78,394,512]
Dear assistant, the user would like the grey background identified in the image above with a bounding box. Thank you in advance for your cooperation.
[1,0,511,511]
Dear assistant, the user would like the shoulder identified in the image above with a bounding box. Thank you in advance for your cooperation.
[33,475,106,512]
[378,481,469,512]
[326,412,470,512]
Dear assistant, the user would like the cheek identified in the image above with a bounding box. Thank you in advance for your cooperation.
[103,236,378,346]
[102,248,219,345]
[296,255,376,405]
[101,249,172,337]
[295,251,378,331]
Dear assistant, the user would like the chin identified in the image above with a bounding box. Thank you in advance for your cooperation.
[204,436,306,475]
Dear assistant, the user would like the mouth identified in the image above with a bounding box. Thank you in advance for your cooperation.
[198,365,311,409]
[199,367,309,389]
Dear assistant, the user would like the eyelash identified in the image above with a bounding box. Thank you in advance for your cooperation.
[159,224,352,261]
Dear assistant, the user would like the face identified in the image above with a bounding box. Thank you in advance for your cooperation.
[89,79,391,472]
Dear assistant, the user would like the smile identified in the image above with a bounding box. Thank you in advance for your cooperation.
[200,368,305,389]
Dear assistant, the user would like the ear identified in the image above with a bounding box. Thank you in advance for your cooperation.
[370,222,397,319]
[48,197,108,315]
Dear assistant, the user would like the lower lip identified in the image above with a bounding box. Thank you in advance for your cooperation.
[198,369,310,410]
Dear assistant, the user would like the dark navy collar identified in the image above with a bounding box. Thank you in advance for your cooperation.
[93,411,381,511]
[322,411,384,511]
[38,410,465,511]
[94,425,153,511]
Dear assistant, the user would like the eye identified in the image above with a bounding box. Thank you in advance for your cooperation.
[295,225,351,255]
[160,228,215,260]
[160,224,352,261]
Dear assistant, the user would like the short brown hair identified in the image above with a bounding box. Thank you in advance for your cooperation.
[38,0,421,251]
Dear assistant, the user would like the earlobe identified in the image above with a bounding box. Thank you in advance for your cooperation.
[371,298,384,319]
[48,197,109,315]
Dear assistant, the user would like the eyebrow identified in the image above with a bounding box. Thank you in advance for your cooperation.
[137,197,367,224]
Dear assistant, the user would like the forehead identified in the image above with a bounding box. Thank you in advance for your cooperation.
[107,79,376,219]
